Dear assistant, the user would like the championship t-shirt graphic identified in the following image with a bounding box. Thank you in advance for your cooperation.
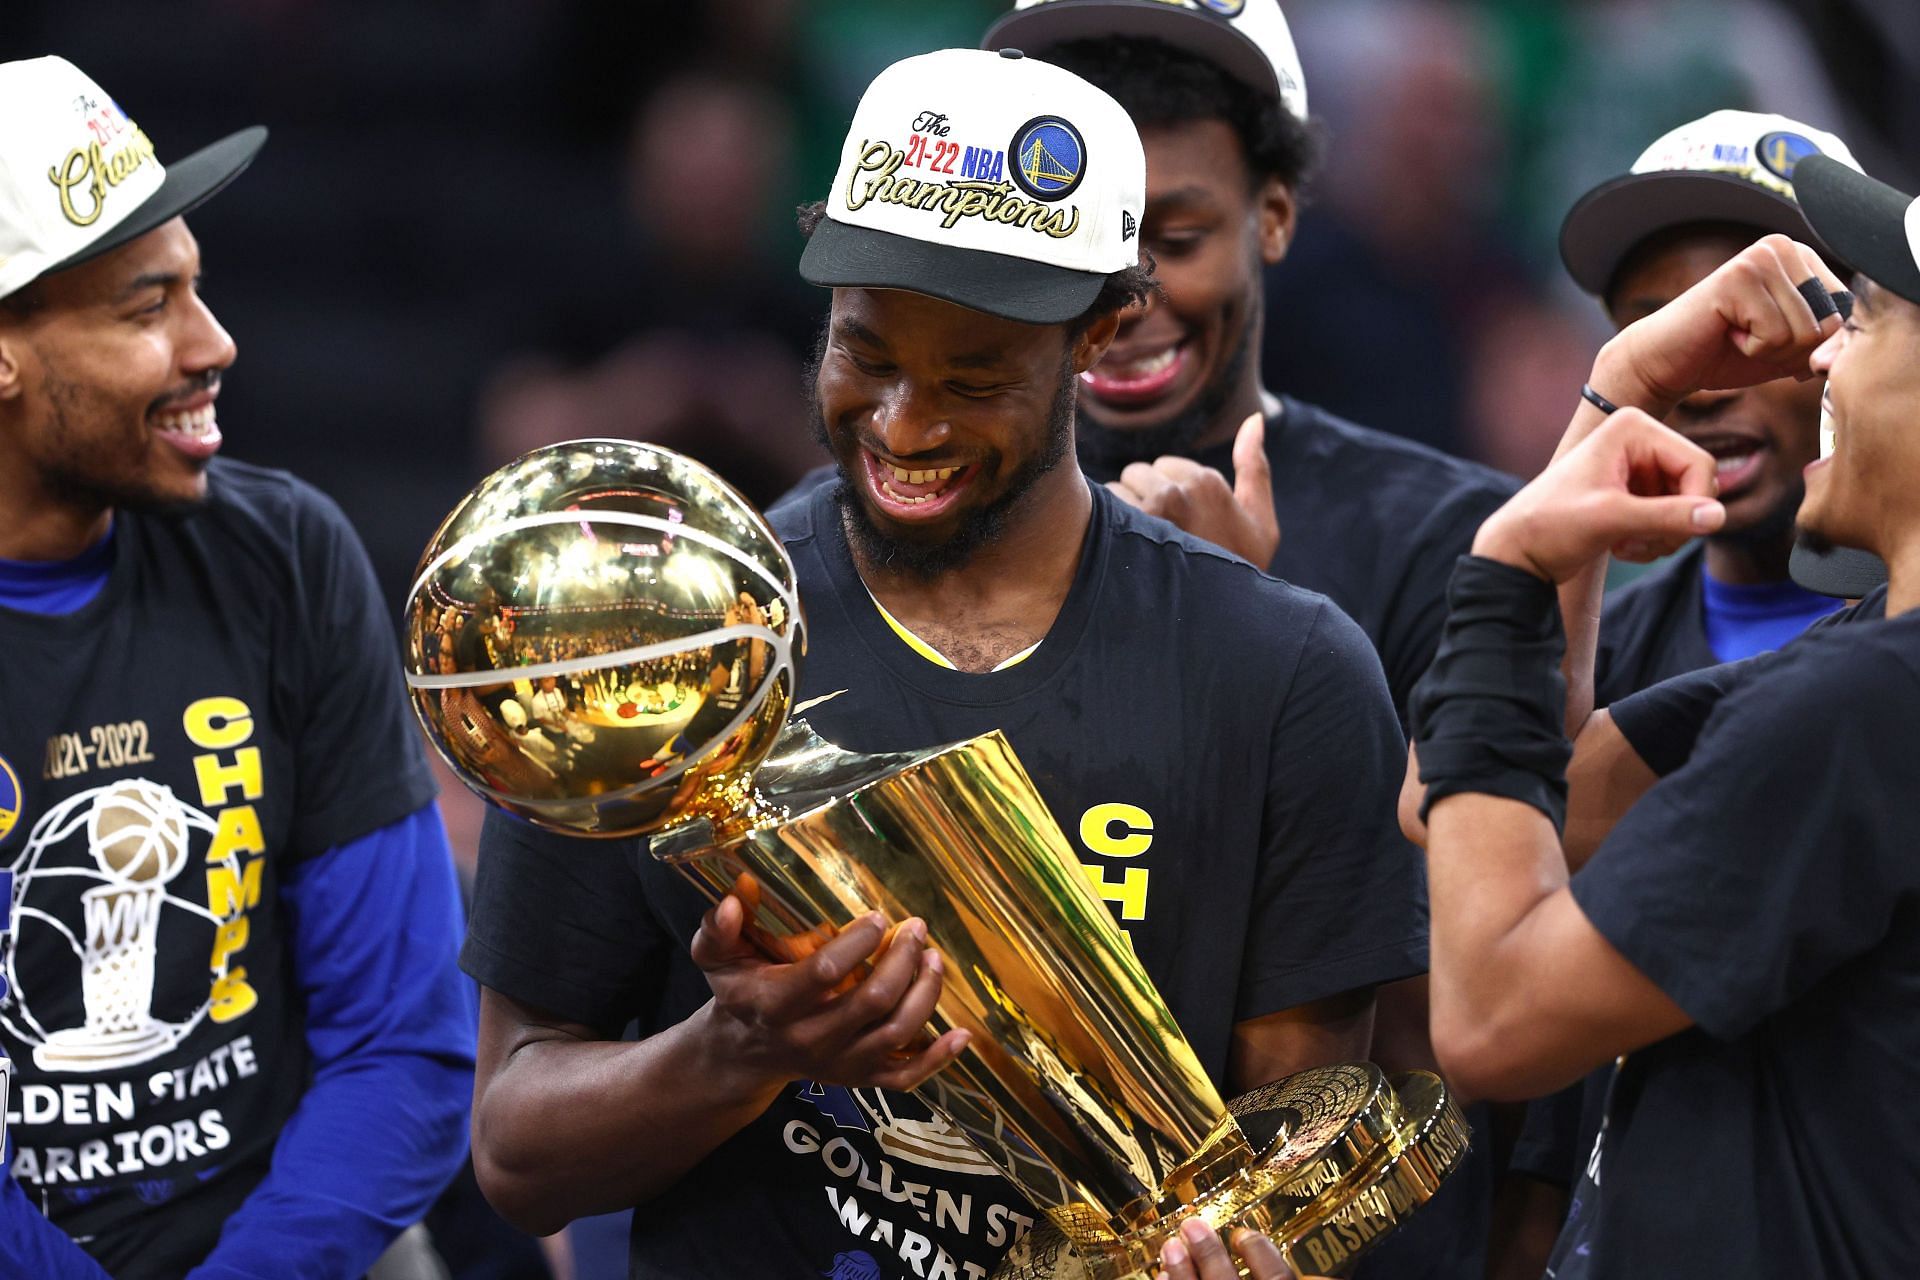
[0,461,439,1275]
[0,691,283,1204]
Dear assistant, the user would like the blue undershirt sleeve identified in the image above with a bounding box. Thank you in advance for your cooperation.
[185,805,475,1280]
[0,1139,111,1280]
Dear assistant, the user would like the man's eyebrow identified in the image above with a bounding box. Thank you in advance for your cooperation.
[833,318,887,349]
[115,271,180,302]
[946,348,1019,372]
[1849,273,1876,315]
[1145,185,1218,212]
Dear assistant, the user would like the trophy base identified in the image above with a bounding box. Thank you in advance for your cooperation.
[992,1064,1468,1280]
[33,1023,179,1071]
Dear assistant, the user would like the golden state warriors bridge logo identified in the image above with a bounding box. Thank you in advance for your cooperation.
[1010,115,1086,202]
[1758,131,1820,181]
[0,754,19,843]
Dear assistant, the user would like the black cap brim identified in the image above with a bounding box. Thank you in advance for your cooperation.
[984,1,1282,107]
[800,217,1106,325]
[37,125,268,281]
[1789,534,1887,599]
[1794,153,1920,306]
[1559,170,1839,297]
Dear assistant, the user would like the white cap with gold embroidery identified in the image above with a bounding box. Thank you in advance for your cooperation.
[799,47,1145,326]
[1560,109,1859,297]
[0,55,265,300]
[984,0,1307,123]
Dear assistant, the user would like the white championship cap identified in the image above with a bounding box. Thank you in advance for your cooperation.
[0,56,265,301]
[983,0,1307,124]
[1560,109,1859,297]
[800,48,1145,326]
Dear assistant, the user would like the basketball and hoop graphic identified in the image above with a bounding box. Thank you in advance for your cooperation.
[1009,115,1085,202]
[2,779,232,1072]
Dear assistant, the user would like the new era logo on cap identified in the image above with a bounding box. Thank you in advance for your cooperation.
[0,57,166,298]
[801,48,1145,325]
[985,0,1308,123]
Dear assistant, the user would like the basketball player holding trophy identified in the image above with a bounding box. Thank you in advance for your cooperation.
[437,49,1459,1280]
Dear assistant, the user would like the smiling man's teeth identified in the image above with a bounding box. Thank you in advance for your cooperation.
[154,405,218,437]
[1108,347,1177,378]
[887,463,958,484]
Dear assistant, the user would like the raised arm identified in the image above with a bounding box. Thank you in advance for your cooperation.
[1401,235,1844,858]
[1417,238,1846,1099]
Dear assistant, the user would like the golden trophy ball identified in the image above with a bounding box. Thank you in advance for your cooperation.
[402,438,802,837]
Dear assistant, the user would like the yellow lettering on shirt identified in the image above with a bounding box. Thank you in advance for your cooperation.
[185,696,264,1023]
[1077,803,1154,924]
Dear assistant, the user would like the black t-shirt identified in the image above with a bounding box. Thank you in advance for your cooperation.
[0,460,436,1277]
[1545,608,1920,1278]
[1609,585,1889,776]
[1080,397,1519,726]
[461,481,1426,1280]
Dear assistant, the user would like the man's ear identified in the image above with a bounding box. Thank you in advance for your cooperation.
[0,333,26,402]
[1258,176,1297,267]
[1072,308,1122,374]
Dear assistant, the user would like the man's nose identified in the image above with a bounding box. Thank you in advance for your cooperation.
[180,290,237,375]
[870,383,952,457]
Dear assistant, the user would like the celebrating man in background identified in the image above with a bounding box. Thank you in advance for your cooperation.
[0,56,472,1278]
[1413,153,1917,1274]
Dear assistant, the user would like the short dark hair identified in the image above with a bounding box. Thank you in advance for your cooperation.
[1039,36,1320,197]
[794,200,1156,336]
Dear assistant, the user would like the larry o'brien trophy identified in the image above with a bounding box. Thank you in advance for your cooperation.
[403,441,1467,1278]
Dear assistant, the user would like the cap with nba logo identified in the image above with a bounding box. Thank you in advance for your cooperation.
[0,55,266,302]
[982,0,1308,123]
[799,47,1145,325]
[1559,109,1860,297]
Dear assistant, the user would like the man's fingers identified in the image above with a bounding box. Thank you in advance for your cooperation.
[1147,454,1209,483]
[844,945,948,1060]
[866,1026,973,1091]
[1119,461,1179,508]
[690,893,757,970]
[1792,236,1849,300]
[1105,479,1146,510]
[1597,492,1725,557]
[1229,1228,1299,1280]
[793,913,894,990]
[1230,413,1277,531]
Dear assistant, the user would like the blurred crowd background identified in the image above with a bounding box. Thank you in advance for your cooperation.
[5,2,1915,1275]
[10,0,1915,605]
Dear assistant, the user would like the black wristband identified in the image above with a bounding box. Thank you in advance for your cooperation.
[1410,556,1572,832]
[1580,383,1620,416]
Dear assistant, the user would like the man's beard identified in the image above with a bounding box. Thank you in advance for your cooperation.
[37,364,213,517]
[808,347,1079,581]
[1074,317,1253,476]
